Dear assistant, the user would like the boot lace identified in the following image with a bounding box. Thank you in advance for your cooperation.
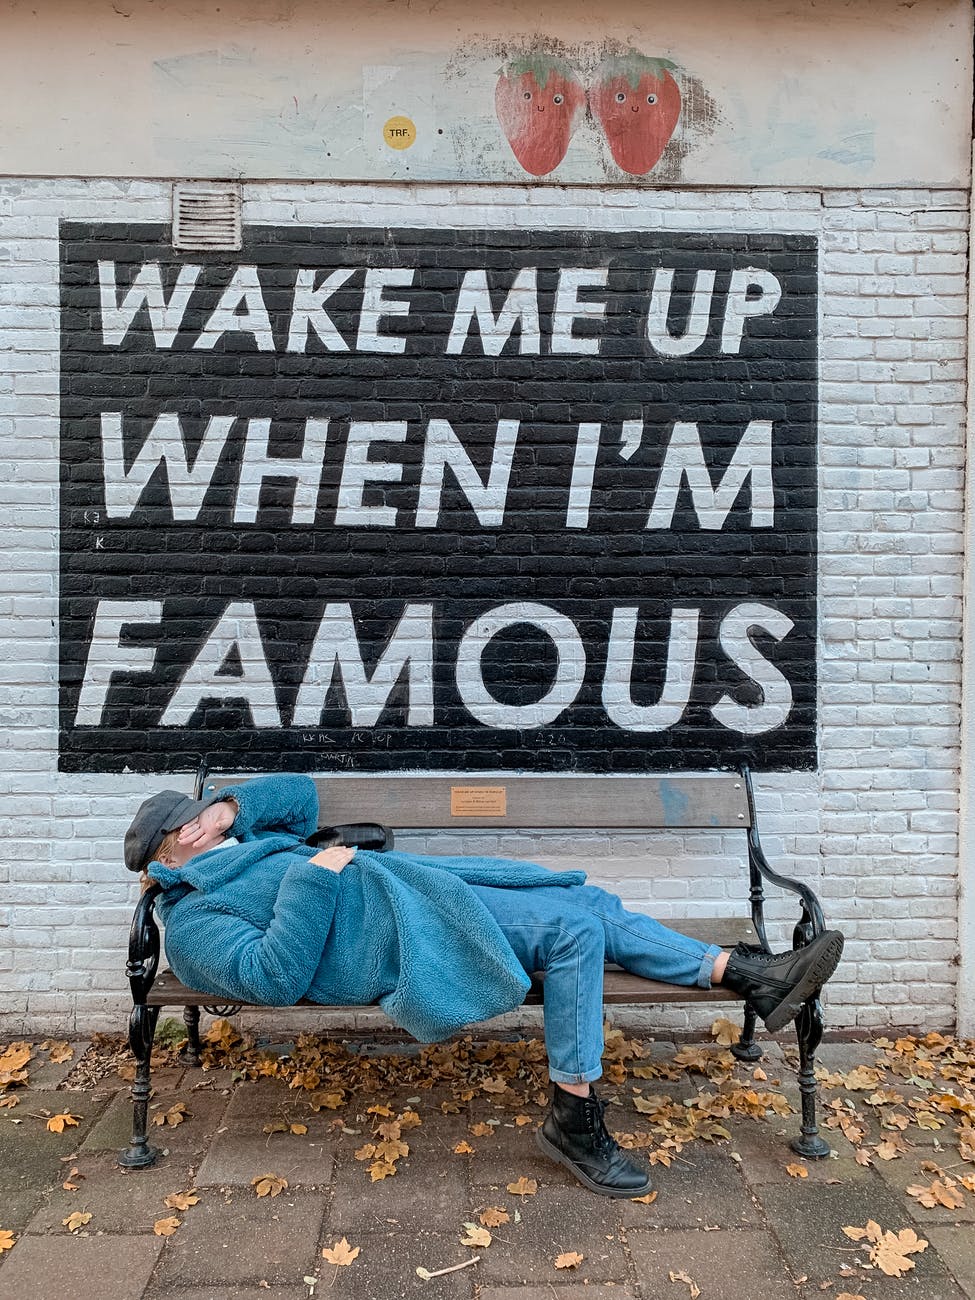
[585,1096,616,1152]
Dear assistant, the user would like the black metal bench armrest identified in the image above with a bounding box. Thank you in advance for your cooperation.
[740,766,827,950]
[126,882,162,1004]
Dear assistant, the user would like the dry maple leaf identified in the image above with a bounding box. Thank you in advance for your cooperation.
[470,1122,494,1138]
[453,1141,474,1155]
[61,1166,84,1191]
[710,1017,741,1047]
[906,1179,965,1210]
[153,1216,181,1237]
[506,1176,538,1197]
[514,1114,532,1126]
[47,1041,74,1064]
[163,1190,199,1211]
[62,1211,92,1233]
[786,1162,809,1179]
[354,1143,377,1160]
[368,1160,396,1181]
[631,1191,658,1204]
[152,1102,188,1128]
[669,1268,701,1298]
[854,1149,873,1167]
[872,1228,928,1277]
[555,1251,584,1269]
[398,1108,422,1130]
[367,1104,394,1117]
[321,1237,360,1266]
[481,1076,508,1094]
[46,1113,80,1134]
[251,1173,288,1198]
[479,1207,510,1227]
[0,1042,31,1087]
[0,1230,15,1253]
[460,1222,492,1248]
[836,1294,867,1300]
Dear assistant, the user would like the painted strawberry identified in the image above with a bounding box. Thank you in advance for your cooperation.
[589,52,681,175]
[495,55,585,176]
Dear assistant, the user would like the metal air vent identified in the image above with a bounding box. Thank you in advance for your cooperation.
[172,183,242,252]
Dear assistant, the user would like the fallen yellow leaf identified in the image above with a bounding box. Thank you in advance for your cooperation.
[470,1122,494,1138]
[555,1251,584,1269]
[710,1017,741,1047]
[322,1237,360,1266]
[669,1268,701,1298]
[786,1162,809,1179]
[62,1211,92,1233]
[631,1190,658,1204]
[251,1173,288,1198]
[153,1216,181,1236]
[460,1222,492,1248]
[506,1176,538,1197]
[46,1113,81,1134]
[163,1190,199,1211]
[479,1207,510,1227]
[151,1102,188,1128]
[453,1141,474,1155]
[0,1230,15,1253]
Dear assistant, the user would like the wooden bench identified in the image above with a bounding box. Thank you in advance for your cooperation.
[121,765,834,1169]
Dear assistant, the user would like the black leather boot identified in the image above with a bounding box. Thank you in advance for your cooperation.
[536,1085,653,1198]
[722,930,844,1032]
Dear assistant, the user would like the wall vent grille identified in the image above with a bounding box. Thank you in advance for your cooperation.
[172,183,242,251]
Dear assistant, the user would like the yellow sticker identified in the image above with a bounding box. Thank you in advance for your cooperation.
[383,116,417,150]
[450,786,507,817]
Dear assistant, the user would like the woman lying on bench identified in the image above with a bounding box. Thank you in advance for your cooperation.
[124,774,843,1198]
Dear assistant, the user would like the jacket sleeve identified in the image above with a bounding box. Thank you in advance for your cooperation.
[219,774,319,842]
[161,859,338,1004]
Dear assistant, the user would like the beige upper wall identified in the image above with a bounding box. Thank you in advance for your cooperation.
[2,0,971,185]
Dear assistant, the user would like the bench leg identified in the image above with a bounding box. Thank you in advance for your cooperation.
[178,1006,202,1067]
[118,1003,161,1169]
[790,995,830,1159]
[730,1004,763,1062]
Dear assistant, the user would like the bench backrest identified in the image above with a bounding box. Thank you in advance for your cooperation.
[205,772,752,832]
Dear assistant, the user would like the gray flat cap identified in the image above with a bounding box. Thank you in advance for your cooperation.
[124,789,217,873]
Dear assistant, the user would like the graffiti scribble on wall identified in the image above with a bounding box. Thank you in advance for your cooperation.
[495,46,685,178]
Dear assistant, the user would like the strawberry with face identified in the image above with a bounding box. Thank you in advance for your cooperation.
[495,55,586,176]
[589,52,681,175]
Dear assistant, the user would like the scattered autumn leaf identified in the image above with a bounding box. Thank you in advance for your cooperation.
[46,1113,81,1134]
[321,1238,360,1266]
[460,1222,492,1248]
[906,1179,965,1210]
[153,1216,181,1236]
[711,1017,741,1047]
[479,1207,510,1227]
[47,1041,74,1064]
[62,1211,92,1233]
[152,1102,188,1128]
[0,1230,15,1253]
[506,1176,538,1197]
[555,1251,584,1269]
[354,1143,376,1161]
[631,1191,658,1204]
[669,1268,701,1298]
[163,1190,199,1211]
[453,1141,474,1155]
[836,1295,867,1300]
[61,1167,84,1191]
[251,1173,288,1198]
[514,1114,532,1126]
[786,1162,809,1179]
[470,1122,494,1138]
[368,1160,396,1181]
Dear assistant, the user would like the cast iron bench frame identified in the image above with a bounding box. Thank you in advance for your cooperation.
[120,764,835,1169]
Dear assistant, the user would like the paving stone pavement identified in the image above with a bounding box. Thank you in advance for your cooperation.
[1,1036,973,1300]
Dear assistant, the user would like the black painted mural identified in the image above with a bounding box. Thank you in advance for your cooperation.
[59,223,817,774]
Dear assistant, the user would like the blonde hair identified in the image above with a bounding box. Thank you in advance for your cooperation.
[155,829,182,866]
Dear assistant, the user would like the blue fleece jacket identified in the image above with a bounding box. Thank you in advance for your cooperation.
[147,774,587,1043]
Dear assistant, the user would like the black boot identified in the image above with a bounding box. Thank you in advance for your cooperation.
[722,930,845,1033]
[536,1085,653,1198]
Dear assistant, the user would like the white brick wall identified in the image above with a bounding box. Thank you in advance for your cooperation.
[0,179,967,1035]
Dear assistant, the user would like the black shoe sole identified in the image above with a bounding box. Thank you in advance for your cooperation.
[762,930,845,1033]
[535,1128,654,1199]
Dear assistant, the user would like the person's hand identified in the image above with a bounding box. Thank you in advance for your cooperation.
[177,799,237,853]
[309,845,355,873]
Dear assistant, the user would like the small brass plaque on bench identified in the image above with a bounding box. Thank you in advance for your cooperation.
[450,785,507,817]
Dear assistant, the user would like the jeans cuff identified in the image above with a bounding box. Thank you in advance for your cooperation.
[697,943,724,989]
[548,1065,604,1085]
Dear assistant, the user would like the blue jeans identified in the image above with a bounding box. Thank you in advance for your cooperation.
[471,883,722,1085]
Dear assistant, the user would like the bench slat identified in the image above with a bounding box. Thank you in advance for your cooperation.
[147,918,754,1010]
[206,774,751,830]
